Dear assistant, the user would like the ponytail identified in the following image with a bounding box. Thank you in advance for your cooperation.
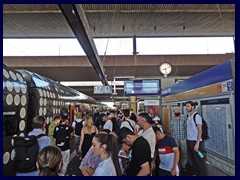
[94,132,122,176]
[37,146,62,176]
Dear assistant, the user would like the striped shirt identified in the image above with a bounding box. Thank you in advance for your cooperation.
[170,115,186,141]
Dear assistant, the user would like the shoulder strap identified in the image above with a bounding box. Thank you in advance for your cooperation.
[125,120,134,132]
[35,134,46,139]
[193,113,199,127]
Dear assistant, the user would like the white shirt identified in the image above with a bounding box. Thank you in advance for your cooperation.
[93,157,116,176]
[103,119,113,131]
[138,127,156,158]
[120,119,136,132]
[187,112,202,141]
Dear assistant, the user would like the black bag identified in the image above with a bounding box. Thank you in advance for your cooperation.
[13,134,45,172]
[65,155,83,176]
[192,113,209,140]
[74,120,84,136]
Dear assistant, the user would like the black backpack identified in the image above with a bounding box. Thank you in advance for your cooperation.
[13,134,45,173]
[74,120,84,136]
[192,113,209,140]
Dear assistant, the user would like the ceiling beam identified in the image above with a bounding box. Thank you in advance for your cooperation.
[58,4,108,85]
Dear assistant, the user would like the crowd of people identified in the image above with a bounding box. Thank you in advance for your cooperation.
[14,100,207,176]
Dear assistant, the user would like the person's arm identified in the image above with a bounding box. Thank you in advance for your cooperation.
[151,146,158,171]
[171,147,180,176]
[79,128,85,152]
[136,161,151,176]
[80,164,95,176]
[194,124,202,152]
[95,126,98,134]
[170,126,174,136]
[53,126,57,138]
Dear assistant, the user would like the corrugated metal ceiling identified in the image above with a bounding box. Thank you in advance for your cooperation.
[3,4,235,38]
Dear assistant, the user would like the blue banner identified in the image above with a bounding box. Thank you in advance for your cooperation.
[161,60,233,97]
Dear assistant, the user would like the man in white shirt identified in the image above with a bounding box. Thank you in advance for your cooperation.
[102,114,113,131]
[137,113,156,160]
[185,101,206,176]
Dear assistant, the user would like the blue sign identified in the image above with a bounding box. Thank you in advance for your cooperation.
[161,60,233,97]
[124,80,160,96]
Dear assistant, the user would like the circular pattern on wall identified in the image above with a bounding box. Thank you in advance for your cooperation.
[11,135,17,146]
[46,117,50,124]
[13,82,20,93]
[43,108,47,115]
[14,95,20,106]
[19,133,24,137]
[47,91,50,98]
[44,98,47,106]
[21,95,27,106]
[6,94,13,105]
[39,98,43,106]
[19,120,25,131]
[3,82,5,90]
[20,108,26,118]
[16,73,24,82]
[20,84,27,94]
[11,149,15,161]
[6,81,13,92]
[39,107,43,115]
[9,71,17,81]
[3,69,9,78]
[53,93,56,99]
[3,152,10,164]
[43,90,46,97]
[39,89,43,97]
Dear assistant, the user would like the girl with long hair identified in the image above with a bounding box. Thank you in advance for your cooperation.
[37,146,62,176]
[79,116,98,159]
[92,132,122,176]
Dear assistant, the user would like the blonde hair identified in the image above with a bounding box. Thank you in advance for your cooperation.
[85,116,94,133]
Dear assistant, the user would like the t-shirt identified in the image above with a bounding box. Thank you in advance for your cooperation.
[103,120,113,131]
[93,157,116,176]
[125,137,151,176]
[156,135,178,172]
[138,127,156,158]
[187,112,202,141]
[120,119,136,132]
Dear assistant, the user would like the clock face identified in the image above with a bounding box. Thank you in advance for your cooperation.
[160,63,172,75]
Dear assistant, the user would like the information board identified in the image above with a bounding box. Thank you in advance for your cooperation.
[124,80,160,96]
[201,98,234,160]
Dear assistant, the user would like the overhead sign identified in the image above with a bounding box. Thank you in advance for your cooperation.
[144,100,159,106]
[94,86,112,94]
[124,80,160,96]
